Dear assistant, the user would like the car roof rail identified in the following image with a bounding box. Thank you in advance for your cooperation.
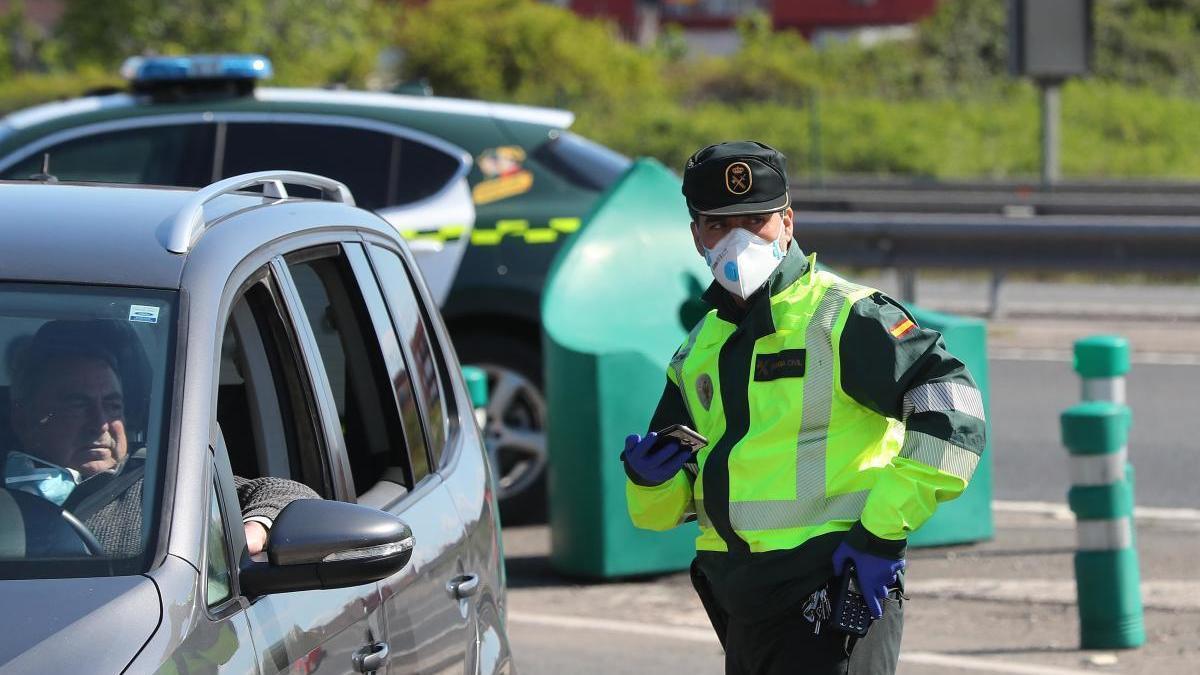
[164,170,355,253]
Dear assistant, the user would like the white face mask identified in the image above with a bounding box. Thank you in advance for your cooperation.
[702,226,786,300]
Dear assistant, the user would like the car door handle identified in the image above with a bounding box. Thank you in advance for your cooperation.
[447,573,480,600]
[352,641,389,673]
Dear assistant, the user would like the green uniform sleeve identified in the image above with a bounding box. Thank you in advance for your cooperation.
[625,379,697,531]
[840,292,987,553]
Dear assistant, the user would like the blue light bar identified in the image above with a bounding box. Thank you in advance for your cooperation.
[121,54,274,83]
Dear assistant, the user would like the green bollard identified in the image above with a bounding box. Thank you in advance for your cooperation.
[1074,335,1135,535]
[1075,335,1130,405]
[1061,401,1145,649]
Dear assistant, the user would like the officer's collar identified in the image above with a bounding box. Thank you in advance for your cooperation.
[702,239,809,326]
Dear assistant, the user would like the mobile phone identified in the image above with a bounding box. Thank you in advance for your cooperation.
[654,424,708,451]
[831,564,873,637]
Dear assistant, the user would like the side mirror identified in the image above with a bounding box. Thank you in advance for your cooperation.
[239,499,414,597]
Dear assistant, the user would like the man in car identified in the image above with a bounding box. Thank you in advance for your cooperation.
[4,319,317,556]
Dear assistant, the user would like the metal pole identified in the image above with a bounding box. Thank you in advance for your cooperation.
[809,90,823,188]
[1040,80,1062,188]
[897,269,917,304]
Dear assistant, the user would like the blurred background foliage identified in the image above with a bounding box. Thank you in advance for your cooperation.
[2,0,1200,178]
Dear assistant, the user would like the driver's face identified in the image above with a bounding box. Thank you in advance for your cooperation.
[13,355,127,477]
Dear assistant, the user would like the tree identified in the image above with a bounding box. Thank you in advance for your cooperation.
[56,0,388,86]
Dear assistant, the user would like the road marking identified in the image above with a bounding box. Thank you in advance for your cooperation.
[900,651,1091,675]
[993,499,1200,523]
[990,348,1200,365]
[906,578,1200,612]
[509,611,716,643]
[508,612,1092,674]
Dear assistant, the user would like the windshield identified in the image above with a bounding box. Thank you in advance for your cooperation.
[0,284,175,579]
[531,131,632,192]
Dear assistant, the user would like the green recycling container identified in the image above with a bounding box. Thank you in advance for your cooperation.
[905,307,995,547]
[543,158,707,578]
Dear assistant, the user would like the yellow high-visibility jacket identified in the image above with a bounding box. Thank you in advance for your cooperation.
[627,242,986,621]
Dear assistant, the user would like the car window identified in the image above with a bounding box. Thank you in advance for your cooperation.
[530,131,631,191]
[391,136,461,206]
[222,123,392,210]
[0,284,175,579]
[285,244,428,493]
[216,276,327,496]
[0,124,215,187]
[369,245,455,467]
[205,479,232,607]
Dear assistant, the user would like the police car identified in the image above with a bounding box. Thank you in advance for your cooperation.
[0,54,633,518]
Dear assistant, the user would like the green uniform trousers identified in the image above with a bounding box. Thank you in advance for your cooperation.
[694,562,904,675]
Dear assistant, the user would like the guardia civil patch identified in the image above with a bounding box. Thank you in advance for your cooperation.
[725,161,752,195]
[754,349,807,381]
[696,373,714,410]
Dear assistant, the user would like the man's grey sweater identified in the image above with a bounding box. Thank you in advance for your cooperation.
[84,474,320,557]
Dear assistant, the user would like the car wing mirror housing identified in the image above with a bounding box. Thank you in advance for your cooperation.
[239,499,414,597]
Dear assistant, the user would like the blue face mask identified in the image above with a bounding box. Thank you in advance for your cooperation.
[5,452,79,506]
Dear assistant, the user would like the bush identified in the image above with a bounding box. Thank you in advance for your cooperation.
[0,68,119,116]
[394,0,666,112]
[577,80,1200,180]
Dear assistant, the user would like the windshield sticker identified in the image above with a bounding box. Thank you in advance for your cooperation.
[473,145,534,205]
[128,305,160,324]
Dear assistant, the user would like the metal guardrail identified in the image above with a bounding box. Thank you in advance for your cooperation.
[795,210,1200,316]
[790,187,1200,217]
[800,177,1200,195]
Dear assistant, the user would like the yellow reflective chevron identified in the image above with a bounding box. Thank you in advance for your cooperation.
[466,217,584,246]
[400,224,468,243]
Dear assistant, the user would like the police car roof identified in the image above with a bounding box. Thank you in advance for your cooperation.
[0,87,574,139]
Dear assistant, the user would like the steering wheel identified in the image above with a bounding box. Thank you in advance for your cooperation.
[0,488,104,556]
[60,505,105,555]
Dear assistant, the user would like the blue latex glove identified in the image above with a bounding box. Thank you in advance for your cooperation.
[832,541,905,619]
[621,432,691,487]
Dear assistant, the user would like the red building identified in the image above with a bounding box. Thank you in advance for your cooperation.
[569,0,940,38]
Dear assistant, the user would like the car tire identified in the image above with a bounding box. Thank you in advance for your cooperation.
[456,330,548,525]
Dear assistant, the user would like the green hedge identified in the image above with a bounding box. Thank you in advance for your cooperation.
[575,80,1200,180]
[0,68,119,116]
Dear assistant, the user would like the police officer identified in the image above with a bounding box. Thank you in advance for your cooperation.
[622,141,987,674]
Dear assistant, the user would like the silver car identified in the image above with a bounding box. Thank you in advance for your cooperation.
[0,172,513,673]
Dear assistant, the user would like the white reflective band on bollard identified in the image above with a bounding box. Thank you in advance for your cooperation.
[1069,448,1128,486]
[1082,377,1125,405]
[1076,517,1132,551]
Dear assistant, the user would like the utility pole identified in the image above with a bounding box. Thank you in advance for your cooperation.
[1040,79,1062,187]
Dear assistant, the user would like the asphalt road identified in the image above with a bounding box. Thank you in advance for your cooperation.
[989,358,1198,508]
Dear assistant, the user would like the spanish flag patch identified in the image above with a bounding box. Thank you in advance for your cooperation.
[889,318,916,338]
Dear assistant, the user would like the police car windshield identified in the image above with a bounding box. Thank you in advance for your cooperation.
[531,131,631,192]
[0,283,176,579]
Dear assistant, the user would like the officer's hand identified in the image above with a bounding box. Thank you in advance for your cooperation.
[621,432,690,487]
[832,541,905,620]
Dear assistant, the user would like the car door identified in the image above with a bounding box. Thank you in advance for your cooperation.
[277,241,473,673]
[364,238,513,675]
[218,116,475,307]
[213,269,387,675]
